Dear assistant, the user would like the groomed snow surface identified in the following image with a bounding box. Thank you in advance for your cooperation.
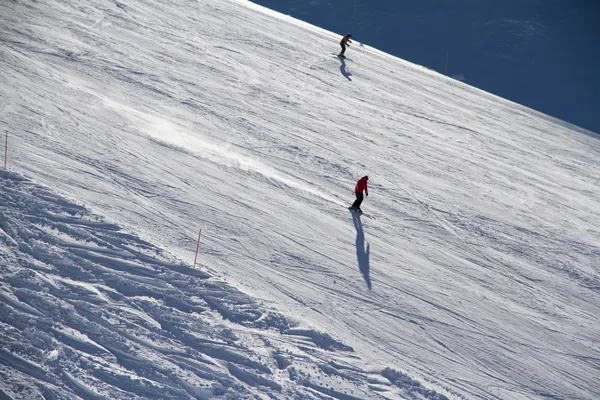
[1,0,599,399]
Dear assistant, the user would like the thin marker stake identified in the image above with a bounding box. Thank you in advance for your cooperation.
[193,228,201,267]
[445,51,449,76]
[3,131,7,170]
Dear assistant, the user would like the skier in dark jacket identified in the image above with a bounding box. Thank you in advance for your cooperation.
[339,33,352,57]
[350,175,368,212]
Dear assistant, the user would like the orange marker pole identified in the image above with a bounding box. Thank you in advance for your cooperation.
[193,229,201,267]
[3,131,7,170]
[445,51,449,76]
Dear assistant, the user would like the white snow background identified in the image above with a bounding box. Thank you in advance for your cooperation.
[1,0,599,399]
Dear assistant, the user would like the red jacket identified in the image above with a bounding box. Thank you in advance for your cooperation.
[355,176,368,194]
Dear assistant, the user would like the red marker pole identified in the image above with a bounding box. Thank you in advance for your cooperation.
[193,228,201,267]
[3,131,7,170]
[445,51,449,76]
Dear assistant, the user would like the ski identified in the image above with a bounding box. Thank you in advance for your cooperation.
[332,54,351,61]
[347,207,375,220]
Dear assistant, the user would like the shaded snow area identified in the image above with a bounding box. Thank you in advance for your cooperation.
[0,170,443,399]
[1,0,600,399]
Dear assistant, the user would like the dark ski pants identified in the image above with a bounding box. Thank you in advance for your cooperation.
[351,192,364,210]
[339,43,346,56]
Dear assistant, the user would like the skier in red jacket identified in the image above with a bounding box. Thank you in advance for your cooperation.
[350,175,368,212]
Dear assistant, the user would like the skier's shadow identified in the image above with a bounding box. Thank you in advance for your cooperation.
[338,56,352,81]
[352,212,371,290]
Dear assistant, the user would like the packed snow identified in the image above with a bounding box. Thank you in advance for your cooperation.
[1,0,599,399]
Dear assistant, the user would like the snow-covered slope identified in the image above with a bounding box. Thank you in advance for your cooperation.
[1,0,599,399]
[1,170,410,399]
[251,0,600,135]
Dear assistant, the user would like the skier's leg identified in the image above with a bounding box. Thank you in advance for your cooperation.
[339,43,346,56]
[355,193,364,211]
[351,192,363,209]
[350,193,359,209]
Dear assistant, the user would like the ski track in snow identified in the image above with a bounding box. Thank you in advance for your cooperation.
[1,0,600,399]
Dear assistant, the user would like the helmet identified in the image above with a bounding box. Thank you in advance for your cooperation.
[348,33,352,37]
[365,175,369,180]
